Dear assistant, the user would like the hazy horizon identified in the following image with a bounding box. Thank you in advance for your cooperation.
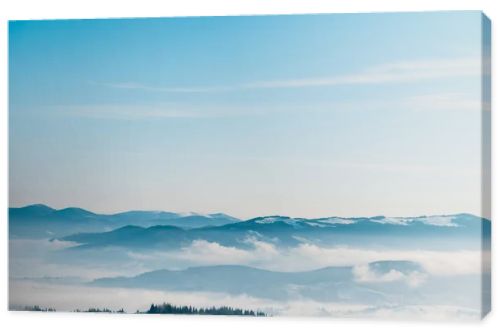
[9,201,490,221]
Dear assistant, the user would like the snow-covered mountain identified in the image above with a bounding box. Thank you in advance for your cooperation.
[57,212,489,251]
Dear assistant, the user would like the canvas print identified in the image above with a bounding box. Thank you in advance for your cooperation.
[9,11,491,320]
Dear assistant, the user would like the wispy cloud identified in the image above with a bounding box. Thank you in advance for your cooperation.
[406,93,480,112]
[96,58,480,94]
[51,90,479,121]
[244,58,479,89]
[99,82,235,93]
[50,103,274,120]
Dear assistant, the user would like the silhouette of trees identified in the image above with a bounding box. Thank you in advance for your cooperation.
[74,307,125,313]
[147,303,266,316]
[22,305,56,312]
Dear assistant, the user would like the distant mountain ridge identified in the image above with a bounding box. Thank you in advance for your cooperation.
[91,261,427,302]
[10,204,240,222]
[10,204,486,226]
[9,204,241,239]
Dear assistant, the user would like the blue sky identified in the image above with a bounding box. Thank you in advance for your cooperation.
[9,12,487,218]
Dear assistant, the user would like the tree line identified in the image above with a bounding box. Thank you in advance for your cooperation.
[17,303,267,316]
[74,307,125,313]
[22,305,56,312]
[147,303,266,316]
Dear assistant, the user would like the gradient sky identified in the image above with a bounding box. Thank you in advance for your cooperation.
[9,12,487,219]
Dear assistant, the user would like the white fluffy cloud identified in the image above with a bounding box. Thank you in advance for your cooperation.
[352,264,428,287]
[10,237,482,283]
[127,239,481,277]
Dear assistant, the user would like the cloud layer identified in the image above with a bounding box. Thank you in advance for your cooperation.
[10,237,482,282]
[128,239,481,276]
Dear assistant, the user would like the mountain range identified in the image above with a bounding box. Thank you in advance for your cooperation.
[10,204,490,250]
[61,214,488,251]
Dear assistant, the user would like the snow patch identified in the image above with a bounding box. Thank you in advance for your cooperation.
[419,216,458,227]
[316,217,355,225]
